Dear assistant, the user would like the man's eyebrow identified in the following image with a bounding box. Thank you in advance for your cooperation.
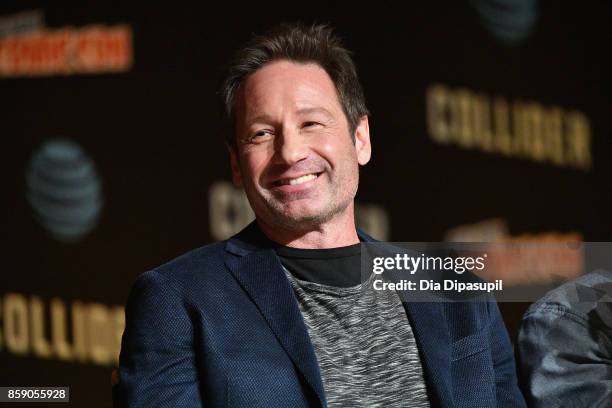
[245,108,334,127]
[296,107,334,118]
[245,113,275,126]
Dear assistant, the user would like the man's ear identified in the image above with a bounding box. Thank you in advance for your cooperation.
[354,115,371,165]
[227,144,243,188]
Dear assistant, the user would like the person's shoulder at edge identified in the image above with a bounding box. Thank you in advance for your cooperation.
[517,269,612,408]
[522,269,612,320]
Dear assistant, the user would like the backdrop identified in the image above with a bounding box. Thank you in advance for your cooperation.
[2,1,611,406]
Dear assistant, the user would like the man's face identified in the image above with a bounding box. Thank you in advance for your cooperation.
[229,59,371,230]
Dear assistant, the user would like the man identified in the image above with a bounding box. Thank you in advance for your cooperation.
[518,269,612,407]
[117,22,525,407]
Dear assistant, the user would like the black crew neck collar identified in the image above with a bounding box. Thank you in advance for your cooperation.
[273,240,362,259]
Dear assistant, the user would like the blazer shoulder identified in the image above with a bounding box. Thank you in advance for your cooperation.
[144,241,230,288]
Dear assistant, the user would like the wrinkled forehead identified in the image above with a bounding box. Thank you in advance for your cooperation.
[235,60,343,124]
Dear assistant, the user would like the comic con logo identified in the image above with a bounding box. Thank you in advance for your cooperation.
[26,139,103,242]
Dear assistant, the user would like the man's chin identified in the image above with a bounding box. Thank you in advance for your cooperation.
[269,207,334,228]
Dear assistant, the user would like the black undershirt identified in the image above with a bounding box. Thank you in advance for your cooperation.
[273,242,362,287]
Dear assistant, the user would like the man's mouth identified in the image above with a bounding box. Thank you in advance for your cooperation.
[274,172,322,187]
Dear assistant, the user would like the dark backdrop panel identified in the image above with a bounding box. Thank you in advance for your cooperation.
[2,1,611,406]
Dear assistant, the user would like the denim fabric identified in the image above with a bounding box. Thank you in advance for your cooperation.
[518,270,612,408]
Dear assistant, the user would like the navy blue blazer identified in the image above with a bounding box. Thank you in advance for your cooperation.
[117,220,526,407]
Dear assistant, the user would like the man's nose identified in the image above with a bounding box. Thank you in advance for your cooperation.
[275,127,309,165]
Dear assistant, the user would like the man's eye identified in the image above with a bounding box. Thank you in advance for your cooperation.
[250,130,272,141]
[303,121,320,128]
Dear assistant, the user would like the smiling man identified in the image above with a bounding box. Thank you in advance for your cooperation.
[117,23,526,407]
[229,58,368,247]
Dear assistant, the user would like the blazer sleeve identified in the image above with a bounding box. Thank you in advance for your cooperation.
[117,269,204,407]
[488,299,527,407]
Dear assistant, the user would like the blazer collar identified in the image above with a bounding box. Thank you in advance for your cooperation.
[224,220,452,407]
[224,218,376,256]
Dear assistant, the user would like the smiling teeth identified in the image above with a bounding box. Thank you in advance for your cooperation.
[287,173,317,185]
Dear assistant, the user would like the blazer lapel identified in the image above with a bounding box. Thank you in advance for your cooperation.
[357,230,454,407]
[225,221,454,407]
[398,301,453,407]
[224,221,327,407]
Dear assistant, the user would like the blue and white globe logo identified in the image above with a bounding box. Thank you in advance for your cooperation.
[471,0,539,46]
[26,139,103,242]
